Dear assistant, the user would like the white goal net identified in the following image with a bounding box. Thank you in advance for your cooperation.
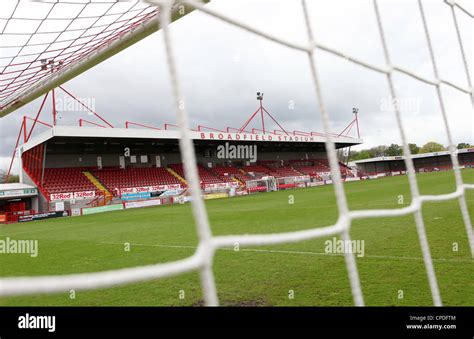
[0,0,473,307]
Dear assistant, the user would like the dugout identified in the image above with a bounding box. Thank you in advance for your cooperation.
[0,183,38,223]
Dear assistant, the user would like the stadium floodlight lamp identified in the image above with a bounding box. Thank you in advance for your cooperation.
[257,92,264,101]
[40,59,64,72]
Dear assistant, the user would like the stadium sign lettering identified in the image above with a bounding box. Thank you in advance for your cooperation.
[0,189,37,198]
[74,191,95,199]
[204,182,239,190]
[199,132,315,143]
[118,184,181,195]
[50,191,96,201]
[151,185,174,191]
[125,199,162,209]
[2,189,28,197]
[18,211,67,223]
[121,192,151,201]
[50,192,73,201]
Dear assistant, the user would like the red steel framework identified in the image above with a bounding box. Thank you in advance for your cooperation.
[238,92,289,135]
[125,121,161,130]
[4,88,361,183]
[4,85,113,182]
[0,3,158,114]
[79,119,107,128]
[338,108,361,139]
[122,94,361,139]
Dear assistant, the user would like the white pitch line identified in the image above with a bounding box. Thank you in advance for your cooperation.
[99,241,473,263]
[1,223,86,236]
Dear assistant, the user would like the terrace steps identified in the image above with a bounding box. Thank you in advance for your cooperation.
[291,166,305,176]
[166,167,188,186]
[83,171,112,198]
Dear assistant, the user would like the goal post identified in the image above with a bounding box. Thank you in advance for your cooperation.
[276,175,310,190]
[0,0,208,117]
[246,176,277,193]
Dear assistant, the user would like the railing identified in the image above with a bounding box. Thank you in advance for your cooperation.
[87,191,112,207]
[79,119,107,128]
[125,121,161,130]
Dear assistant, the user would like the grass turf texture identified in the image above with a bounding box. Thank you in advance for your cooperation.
[0,170,473,306]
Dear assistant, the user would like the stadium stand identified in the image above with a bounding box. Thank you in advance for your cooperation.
[286,158,354,179]
[258,160,303,178]
[354,149,474,176]
[291,160,329,176]
[241,164,273,178]
[32,158,359,200]
[169,163,225,187]
[42,168,99,196]
[92,167,183,194]
[208,166,240,182]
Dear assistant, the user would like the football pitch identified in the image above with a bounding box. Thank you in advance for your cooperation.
[1,170,473,306]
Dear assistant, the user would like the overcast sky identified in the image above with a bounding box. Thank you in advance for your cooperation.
[1,0,473,173]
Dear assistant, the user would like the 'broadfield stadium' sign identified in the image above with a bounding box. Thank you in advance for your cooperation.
[198,132,317,143]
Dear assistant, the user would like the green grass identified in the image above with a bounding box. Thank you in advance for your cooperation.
[0,170,473,306]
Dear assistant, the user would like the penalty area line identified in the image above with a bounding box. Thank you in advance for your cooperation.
[99,241,473,263]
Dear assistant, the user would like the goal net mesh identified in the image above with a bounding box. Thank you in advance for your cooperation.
[0,0,473,307]
[0,1,162,115]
